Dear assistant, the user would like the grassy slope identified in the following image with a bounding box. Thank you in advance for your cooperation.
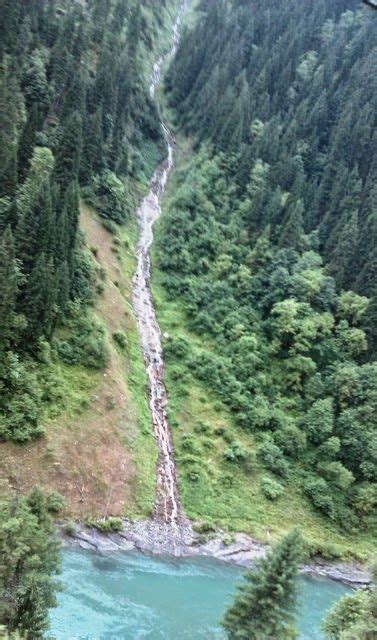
[151,137,375,561]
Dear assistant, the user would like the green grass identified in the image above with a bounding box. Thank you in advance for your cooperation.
[38,360,100,422]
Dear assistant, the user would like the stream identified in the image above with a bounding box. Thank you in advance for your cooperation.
[131,2,187,525]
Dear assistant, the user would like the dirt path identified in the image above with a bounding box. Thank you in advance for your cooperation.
[132,3,187,525]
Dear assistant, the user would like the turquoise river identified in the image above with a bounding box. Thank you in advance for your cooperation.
[49,549,350,639]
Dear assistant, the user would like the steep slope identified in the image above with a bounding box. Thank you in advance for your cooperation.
[0,0,181,519]
[153,0,377,559]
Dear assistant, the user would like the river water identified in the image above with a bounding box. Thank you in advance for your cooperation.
[50,550,350,640]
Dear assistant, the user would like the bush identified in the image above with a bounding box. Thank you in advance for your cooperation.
[46,491,65,513]
[273,426,307,458]
[0,352,44,443]
[56,309,109,369]
[257,441,289,477]
[260,477,284,500]
[62,521,76,537]
[223,441,256,472]
[303,476,334,515]
[180,434,201,455]
[91,171,129,224]
[193,521,217,534]
[164,336,190,360]
[71,249,96,305]
[113,331,127,349]
[92,517,123,533]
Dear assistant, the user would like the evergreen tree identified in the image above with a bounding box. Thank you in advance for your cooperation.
[17,104,39,182]
[21,253,56,342]
[222,530,303,640]
[0,484,60,638]
[0,227,21,352]
[53,112,83,187]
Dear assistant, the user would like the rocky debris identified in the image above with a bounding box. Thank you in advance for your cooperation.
[58,519,371,586]
[301,560,372,586]
[131,2,187,526]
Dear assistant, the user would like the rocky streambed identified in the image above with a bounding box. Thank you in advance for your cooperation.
[59,520,371,587]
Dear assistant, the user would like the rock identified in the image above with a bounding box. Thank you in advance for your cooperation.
[57,520,371,586]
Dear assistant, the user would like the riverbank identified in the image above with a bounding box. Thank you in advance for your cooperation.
[58,520,371,587]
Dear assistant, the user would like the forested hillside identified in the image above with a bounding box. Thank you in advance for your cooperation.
[0,0,172,443]
[0,0,181,519]
[155,0,377,553]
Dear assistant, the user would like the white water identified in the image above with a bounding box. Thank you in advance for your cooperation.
[132,3,187,525]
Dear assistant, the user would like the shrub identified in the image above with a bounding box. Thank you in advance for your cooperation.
[101,218,118,234]
[113,331,127,349]
[193,521,216,534]
[273,426,307,458]
[260,477,284,500]
[0,353,44,443]
[62,521,76,537]
[92,171,129,224]
[164,336,190,360]
[92,517,123,533]
[223,441,256,472]
[46,491,65,513]
[257,441,289,477]
[180,434,201,455]
[303,476,334,515]
[56,310,109,369]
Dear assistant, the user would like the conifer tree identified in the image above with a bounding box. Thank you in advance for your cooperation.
[53,112,83,187]
[0,485,60,639]
[222,530,303,640]
[17,104,39,182]
[0,227,21,352]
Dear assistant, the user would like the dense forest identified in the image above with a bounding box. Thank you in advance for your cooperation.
[0,0,171,444]
[157,0,377,535]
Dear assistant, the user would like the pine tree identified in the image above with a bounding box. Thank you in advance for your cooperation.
[53,111,83,187]
[222,530,303,640]
[17,104,40,182]
[0,227,21,352]
[0,485,60,638]
[0,65,18,197]
[21,253,56,342]
[279,199,305,252]
[16,181,54,277]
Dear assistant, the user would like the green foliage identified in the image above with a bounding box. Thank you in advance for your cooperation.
[55,306,109,370]
[323,564,377,639]
[0,0,172,444]
[260,477,284,501]
[91,517,124,533]
[46,491,65,514]
[222,529,304,639]
[167,0,377,354]
[83,171,130,224]
[113,331,127,350]
[0,352,43,443]
[155,140,377,533]
[0,485,60,639]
